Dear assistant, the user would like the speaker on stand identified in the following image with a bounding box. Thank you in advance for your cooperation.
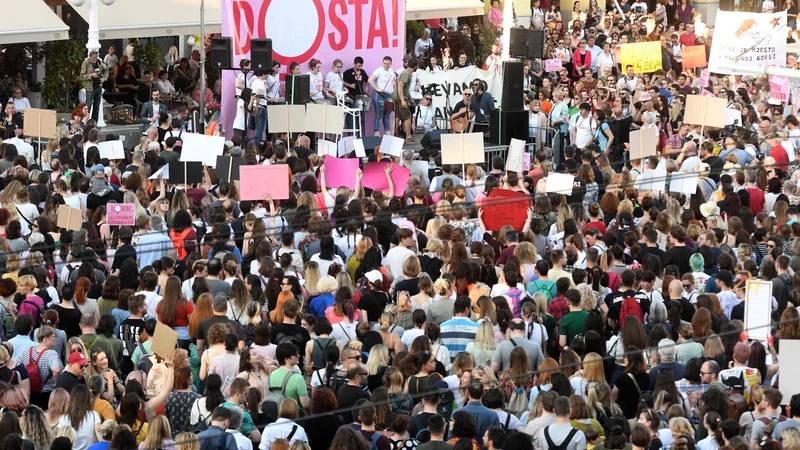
[210,37,232,69]
[250,38,273,71]
[285,74,310,105]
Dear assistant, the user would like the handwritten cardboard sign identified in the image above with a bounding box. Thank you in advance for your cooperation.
[107,203,136,226]
[620,41,662,73]
[239,165,290,200]
[57,205,82,231]
[769,75,790,104]
[22,108,57,140]
[682,45,707,69]
[323,156,359,190]
[544,59,562,72]
[481,189,531,232]
[698,69,710,88]
[151,321,178,359]
[361,162,410,192]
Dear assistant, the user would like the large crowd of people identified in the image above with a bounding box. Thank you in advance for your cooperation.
[2,1,800,450]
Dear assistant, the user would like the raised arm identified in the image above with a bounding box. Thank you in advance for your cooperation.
[385,163,395,198]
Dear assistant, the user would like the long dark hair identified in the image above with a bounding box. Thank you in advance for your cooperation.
[67,384,92,429]
[204,374,225,412]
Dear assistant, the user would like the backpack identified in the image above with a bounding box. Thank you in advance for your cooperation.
[0,302,15,340]
[262,370,294,422]
[758,415,787,447]
[189,399,209,433]
[620,295,644,324]
[137,343,154,373]
[722,371,747,397]
[544,425,580,450]
[25,347,50,393]
[21,299,44,328]
[364,431,383,450]
[532,280,553,301]
[507,388,529,419]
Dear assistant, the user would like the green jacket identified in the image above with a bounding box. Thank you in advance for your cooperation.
[79,57,109,92]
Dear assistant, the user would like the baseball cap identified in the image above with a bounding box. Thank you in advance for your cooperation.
[68,351,88,365]
[365,270,383,284]
[93,164,105,174]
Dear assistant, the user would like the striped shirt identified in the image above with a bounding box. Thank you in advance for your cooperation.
[440,317,479,362]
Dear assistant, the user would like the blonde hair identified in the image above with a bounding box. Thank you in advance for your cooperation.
[365,344,388,375]
[474,320,497,352]
[17,274,37,292]
[576,284,597,311]
[396,292,411,312]
[176,432,200,450]
[433,278,451,296]
[532,292,548,317]
[469,283,490,306]
[669,417,694,438]
[425,217,446,238]
[316,275,338,294]
[142,416,171,450]
[56,425,76,444]
[514,242,538,265]
[473,364,499,389]
[378,311,396,331]
[583,352,606,384]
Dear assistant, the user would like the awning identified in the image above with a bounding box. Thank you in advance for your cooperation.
[406,0,485,20]
[72,0,221,39]
[0,0,68,44]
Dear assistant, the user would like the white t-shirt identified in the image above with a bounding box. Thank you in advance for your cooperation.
[595,52,615,77]
[250,77,268,106]
[417,105,435,131]
[384,245,413,280]
[762,0,775,11]
[570,114,596,149]
[371,67,395,95]
[325,71,344,94]
[310,254,344,278]
[4,137,34,163]
[308,71,324,100]
[59,411,100,450]
[632,1,648,13]
[234,98,246,131]
[266,74,281,99]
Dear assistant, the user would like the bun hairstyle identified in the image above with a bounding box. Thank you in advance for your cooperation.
[605,425,628,450]
[309,58,321,70]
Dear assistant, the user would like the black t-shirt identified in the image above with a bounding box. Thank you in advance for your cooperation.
[198,315,243,345]
[703,155,725,182]
[453,100,468,117]
[52,304,83,339]
[604,289,652,328]
[112,244,137,271]
[0,366,18,385]
[336,383,371,423]
[91,60,101,89]
[609,116,633,146]
[358,291,390,323]
[119,317,146,376]
[342,68,366,98]
[614,371,649,418]
[55,371,83,393]
[663,245,696,275]
[408,412,437,439]
[664,297,696,323]
[270,323,311,363]
[567,177,586,205]
[636,246,665,265]
[731,301,745,322]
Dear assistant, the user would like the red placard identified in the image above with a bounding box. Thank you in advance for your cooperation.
[481,189,531,232]
[107,203,136,226]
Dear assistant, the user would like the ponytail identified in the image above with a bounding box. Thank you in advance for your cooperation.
[379,312,392,332]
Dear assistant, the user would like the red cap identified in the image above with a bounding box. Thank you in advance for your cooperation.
[67,351,88,365]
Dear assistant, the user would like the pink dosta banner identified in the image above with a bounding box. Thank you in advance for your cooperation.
[220,0,405,137]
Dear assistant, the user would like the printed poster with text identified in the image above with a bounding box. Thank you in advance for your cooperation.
[221,0,405,137]
[708,10,787,74]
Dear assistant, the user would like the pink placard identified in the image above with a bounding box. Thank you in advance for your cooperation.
[544,59,562,72]
[699,69,710,88]
[361,162,410,192]
[239,165,290,200]
[107,203,136,226]
[523,152,531,172]
[769,75,790,103]
[323,156,359,190]
[220,0,405,138]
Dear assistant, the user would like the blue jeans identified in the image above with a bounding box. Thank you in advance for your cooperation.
[372,92,391,134]
[254,105,267,144]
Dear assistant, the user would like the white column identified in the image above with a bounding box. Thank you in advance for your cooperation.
[501,0,514,61]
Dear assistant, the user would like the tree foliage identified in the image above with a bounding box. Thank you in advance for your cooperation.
[42,35,87,112]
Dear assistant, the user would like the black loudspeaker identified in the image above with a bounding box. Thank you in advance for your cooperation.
[251,38,273,71]
[502,61,524,111]
[285,74,310,104]
[362,136,382,153]
[528,30,545,59]
[421,130,447,151]
[490,110,528,146]
[509,28,530,59]
[210,37,232,69]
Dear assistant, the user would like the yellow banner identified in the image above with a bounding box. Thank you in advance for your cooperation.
[620,41,662,74]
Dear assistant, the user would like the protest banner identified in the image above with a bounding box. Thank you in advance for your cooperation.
[323,156,359,190]
[220,0,404,138]
[416,67,502,127]
[239,165,290,200]
[745,279,772,341]
[681,45,707,69]
[684,95,728,131]
[107,203,136,226]
[361,162,410,192]
[179,133,225,167]
[620,41,662,73]
[708,10,787,74]
[544,59,562,72]
[481,189,531,232]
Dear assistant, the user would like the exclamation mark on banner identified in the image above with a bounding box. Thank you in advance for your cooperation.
[391,0,398,47]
